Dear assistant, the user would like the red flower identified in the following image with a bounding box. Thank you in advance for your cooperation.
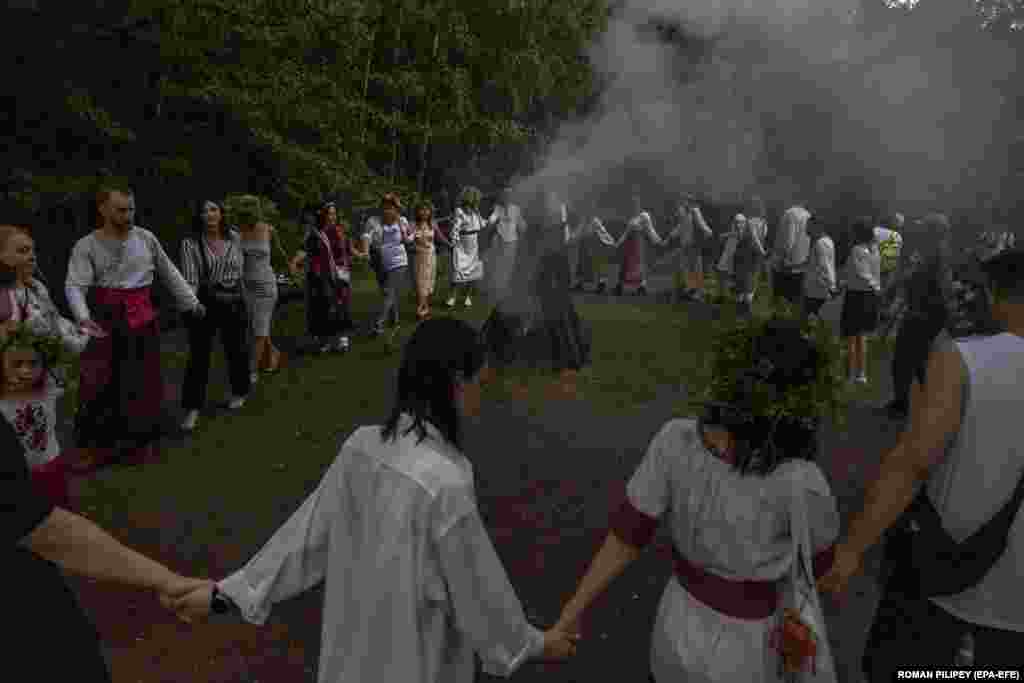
[769,608,817,674]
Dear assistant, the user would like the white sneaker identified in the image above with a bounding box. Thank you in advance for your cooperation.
[855,374,868,385]
[181,410,199,431]
[227,396,247,410]
[250,372,259,385]
[340,336,350,350]
[464,297,472,307]
[446,297,456,308]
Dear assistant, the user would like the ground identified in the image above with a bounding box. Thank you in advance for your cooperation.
[62,265,895,683]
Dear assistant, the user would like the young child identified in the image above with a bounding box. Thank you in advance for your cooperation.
[0,321,73,508]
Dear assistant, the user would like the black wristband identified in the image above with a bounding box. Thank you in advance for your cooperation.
[210,585,237,615]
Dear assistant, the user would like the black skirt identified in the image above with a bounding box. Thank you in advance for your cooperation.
[841,289,880,337]
[480,305,591,372]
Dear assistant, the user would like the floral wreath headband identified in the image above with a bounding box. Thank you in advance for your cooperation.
[0,321,70,383]
[693,314,848,439]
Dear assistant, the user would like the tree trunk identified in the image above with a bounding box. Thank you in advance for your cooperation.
[417,27,440,193]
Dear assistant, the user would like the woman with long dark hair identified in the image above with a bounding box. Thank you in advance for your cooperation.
[165,318,579,681]
[304,201,356,353]
[179,200,251,432]
[554,318,840,682]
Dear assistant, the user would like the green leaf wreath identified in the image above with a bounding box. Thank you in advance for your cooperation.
[698,304,851,431]
[0,321,73,383]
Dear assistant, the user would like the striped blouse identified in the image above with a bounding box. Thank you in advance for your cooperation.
[180,231,244,292]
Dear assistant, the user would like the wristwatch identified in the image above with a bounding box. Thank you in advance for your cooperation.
[210,585,238,616]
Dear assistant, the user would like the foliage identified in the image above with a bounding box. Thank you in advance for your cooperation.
[699,299,851,432]
[0,320,74,380]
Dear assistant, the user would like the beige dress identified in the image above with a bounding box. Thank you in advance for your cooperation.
[413,221,437,297]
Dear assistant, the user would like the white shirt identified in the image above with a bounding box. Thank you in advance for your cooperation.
[487,205,525,243]
[363,216,413,272]
[65,227,198,322]
[803,236,836,300]
[618,211,662,246]
[218,415,545,683]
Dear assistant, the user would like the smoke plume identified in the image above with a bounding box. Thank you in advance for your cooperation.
[508,0,1018,227]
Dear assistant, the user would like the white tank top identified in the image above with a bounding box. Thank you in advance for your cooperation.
[928,332,1024,632]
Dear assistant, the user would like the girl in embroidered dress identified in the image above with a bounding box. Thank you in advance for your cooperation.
[614,196,665,296]
[555,318,839,682]
[446,186,487,309]
[0,322,74,509]
[305,201,356,353]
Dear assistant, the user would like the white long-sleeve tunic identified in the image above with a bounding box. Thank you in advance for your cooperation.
[65,227,198,322]
[218,415,545,683]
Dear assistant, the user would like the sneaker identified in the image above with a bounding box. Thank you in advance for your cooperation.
[464,296,472,307]
[855,374,868,385]
[446,297,456,308]
[181,410,199,431]
[332,336,348,352]
[250,372,259,384]
[227,396,247,410]
[881,399,909,419]
[340,336,350,350]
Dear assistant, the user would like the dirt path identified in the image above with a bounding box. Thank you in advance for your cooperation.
[65,284,893,683]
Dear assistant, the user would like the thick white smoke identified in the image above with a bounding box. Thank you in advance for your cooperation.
[508,0,1017,225]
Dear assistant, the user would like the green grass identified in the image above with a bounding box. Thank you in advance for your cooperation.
[68,260,892,562]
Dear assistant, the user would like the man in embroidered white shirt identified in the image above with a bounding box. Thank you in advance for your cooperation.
[65,185,203,469]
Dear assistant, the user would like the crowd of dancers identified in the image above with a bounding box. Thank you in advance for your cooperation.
[2,181,1022,682]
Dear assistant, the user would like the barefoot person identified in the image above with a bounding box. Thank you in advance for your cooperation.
[556,319,840,682]
[235,195,283,380]
[411,201,443,321]
[167,318,579,681]
[66,184,205,469]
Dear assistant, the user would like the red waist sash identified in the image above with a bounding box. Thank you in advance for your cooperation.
[671,545,780,620]
[91,287,155,330]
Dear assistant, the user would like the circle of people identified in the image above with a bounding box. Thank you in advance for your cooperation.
[2,183,1022,682]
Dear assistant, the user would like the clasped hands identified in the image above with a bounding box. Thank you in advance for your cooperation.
[157,574,584,663]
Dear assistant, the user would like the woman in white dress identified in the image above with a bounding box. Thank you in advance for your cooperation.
[446,186,487,309]
[166,317,579,682]
[555,318,840,682]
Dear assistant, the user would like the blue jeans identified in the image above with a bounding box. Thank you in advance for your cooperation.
[375,266,408,329]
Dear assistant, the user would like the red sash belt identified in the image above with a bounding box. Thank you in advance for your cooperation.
[91,287,155,330]
[672,545,780,620]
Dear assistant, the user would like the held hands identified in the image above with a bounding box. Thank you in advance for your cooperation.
[540,626,581,661]
[157,575,216,624]
[816,541,862,602]
[79,319,108,338]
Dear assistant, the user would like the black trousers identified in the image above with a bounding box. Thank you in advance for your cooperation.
[182,298,251,410]
[864,566,1024,678]
[773,268,804,305]
[890,313,944,410]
